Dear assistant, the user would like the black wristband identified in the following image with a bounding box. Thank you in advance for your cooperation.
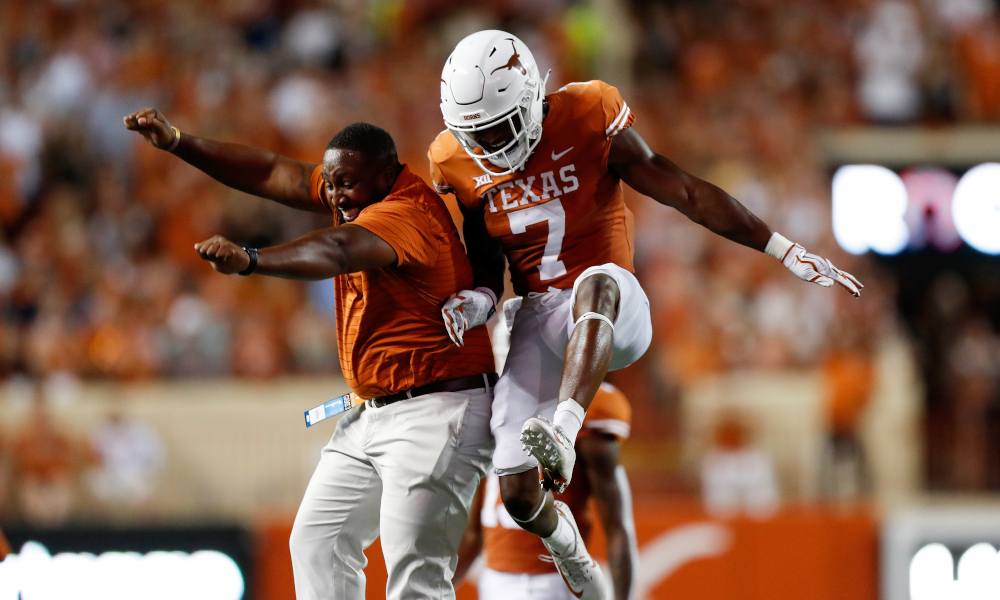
[239,246,257,276]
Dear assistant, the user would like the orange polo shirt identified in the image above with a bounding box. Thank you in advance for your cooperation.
[309,164,495,399]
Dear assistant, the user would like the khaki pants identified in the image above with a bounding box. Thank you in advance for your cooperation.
[478,568,576,600]
[290,386,494,600]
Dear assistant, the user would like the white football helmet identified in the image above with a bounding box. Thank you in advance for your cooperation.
[440,30,547,175]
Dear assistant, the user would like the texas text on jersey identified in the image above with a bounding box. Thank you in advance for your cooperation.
[429,80,636,296]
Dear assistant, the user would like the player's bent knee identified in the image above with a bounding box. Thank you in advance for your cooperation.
[573,273,620,321]
[499,473,544,521]
[502,495,543,522]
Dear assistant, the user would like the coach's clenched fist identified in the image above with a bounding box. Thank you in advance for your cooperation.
[123,107,178,151]
[195,235,252,275]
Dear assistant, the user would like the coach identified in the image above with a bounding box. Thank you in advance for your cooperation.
[124,111,498,600]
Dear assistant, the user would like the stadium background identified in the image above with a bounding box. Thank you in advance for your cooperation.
[0,0,998,598]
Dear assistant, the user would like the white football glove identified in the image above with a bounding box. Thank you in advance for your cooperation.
[766,233,863,297]
[442,287,497,347]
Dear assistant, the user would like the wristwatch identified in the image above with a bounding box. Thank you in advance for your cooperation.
[239,246,258,276]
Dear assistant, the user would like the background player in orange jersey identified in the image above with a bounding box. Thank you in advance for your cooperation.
[0,526,11,560]
[125,112,498,600]
[454,382,636,600]
[432,30,861,600]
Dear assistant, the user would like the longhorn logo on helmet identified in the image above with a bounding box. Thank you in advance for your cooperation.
[491,40,527,76]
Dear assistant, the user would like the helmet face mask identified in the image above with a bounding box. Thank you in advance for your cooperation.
[451,86,538,174]
[440,31,546,176]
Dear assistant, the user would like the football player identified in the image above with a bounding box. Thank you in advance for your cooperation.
[0,525,10,560]
[454,382,636,600]
[432,30,860,600]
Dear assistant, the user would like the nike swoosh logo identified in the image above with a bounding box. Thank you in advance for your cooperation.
[551,147,573,161]
[557,570,585,598]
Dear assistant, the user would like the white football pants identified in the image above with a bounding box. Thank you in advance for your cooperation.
[492,263,651,476]
[478,568,576,600]
[290,386,494,600]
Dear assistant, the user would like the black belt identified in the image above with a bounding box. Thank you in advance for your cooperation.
[371,373,498,408]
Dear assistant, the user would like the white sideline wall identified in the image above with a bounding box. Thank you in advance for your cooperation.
[0,335,921,524]
[0,377,351,522]
[682,335,923,504]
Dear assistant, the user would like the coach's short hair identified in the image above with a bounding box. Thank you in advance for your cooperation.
[326,123,397,164]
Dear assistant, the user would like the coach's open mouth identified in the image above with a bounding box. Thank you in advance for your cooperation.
[339,207,362,222]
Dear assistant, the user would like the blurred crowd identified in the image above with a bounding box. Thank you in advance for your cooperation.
[0,383,163,526]
[622,0,1000,490]
[0,0,997,490]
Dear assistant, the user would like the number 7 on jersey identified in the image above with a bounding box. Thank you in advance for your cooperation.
[507,199,567,281]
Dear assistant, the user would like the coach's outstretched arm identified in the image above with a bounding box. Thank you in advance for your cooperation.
[123,108,326,213]
[194,225,397,280]
[608,128,862,296]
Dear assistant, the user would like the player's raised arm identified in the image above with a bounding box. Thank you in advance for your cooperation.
[578,434,636,600]
[459,204,505,302]
[609,128,862,296]
[123,107,326,213]
[441,204,504,347]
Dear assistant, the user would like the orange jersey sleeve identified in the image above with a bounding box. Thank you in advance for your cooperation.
[429,150,455,195]
[558,80,635,169]
[580,382,632,441]
[352,199,440,269]
[428,81,636,295]
[596,81,635,161]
